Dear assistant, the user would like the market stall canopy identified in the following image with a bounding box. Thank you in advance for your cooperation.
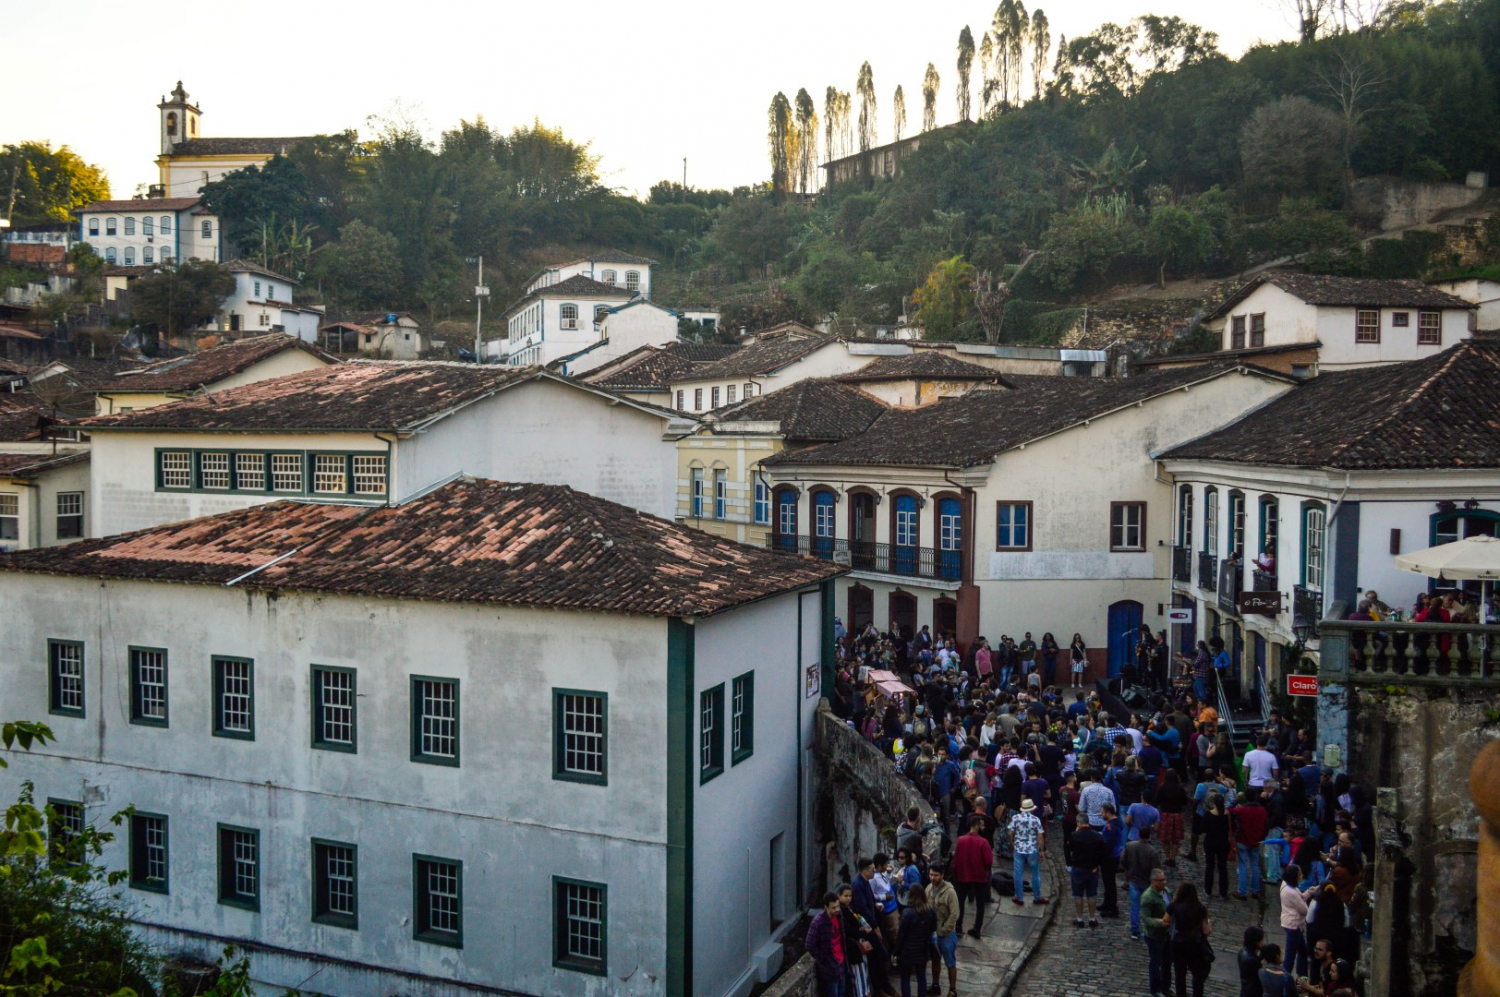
[1395,535,1500,581]
[867,669,916,697]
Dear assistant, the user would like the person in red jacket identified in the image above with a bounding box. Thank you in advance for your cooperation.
[952,816,995,937]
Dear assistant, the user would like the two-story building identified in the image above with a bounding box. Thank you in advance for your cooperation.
[676,379,888,546]
[90,333,336,416]
[78,197,220,267]
[500,275,638,367]
[1164,272,1476,374]
[1158,335,1500,705]
[523,252,656,300]
[762,364,1295,677]
[0,476,842,997]
[215,261,324,339]
[666,331,862,413]
[552,300,688,377]
[79,361,697,535]
[0,447,90,551]
[154,82,312,198]
[583,341,743,407]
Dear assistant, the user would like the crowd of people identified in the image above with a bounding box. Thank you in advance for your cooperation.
[806,616,1373,997]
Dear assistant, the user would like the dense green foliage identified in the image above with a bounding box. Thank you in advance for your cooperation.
[0,142,110,227]
[191,0,1500,339]
[129,259,237,336]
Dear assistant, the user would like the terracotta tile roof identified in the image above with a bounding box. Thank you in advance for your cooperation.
[767,364,1284,469]
[569,250,657,265]
[1207,272,1475,320]
[675,333,832,381]
[0,479,843,617]
[43,356,149,390]
[101,265,153,278]
[0,395,50,441]
[79,197,200,213]
[1160,337,1500,470]
[1136,342,1322,367]
[834,351,1006,383]
[0,450,89,477]
[0,324,42,341]
[710,379,887,442]
[99,334,337,395]
[584,342,740,392]
[535,274,638,298]
[81,360,539,432]
[166,137,312,157]
[0,360,28,378]
[225,259,298,284]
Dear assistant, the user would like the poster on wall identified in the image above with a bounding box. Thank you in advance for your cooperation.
[805,664,820,699]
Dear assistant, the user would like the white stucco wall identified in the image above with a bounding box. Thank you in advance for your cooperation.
[81,205,218,265]
[1314,305,1470,369]
[565,306,680,376]
[0,575,672,996]
[1430,278,1500,331]
[0,457,91,551]
[398,378,680,518]
[671,344,874,414]
[692,589,824,997]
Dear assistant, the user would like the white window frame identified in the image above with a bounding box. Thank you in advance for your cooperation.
[691,468,704,518]
[1111,502,1146,552]
[1204,488,1218,556]
[0,492,19,542]
[753,480,770,525]
[1304,505,1326,592]
[714,469,727,519]
[560,304,579,330]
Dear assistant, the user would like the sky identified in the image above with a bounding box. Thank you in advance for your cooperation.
[4,1,1302,202]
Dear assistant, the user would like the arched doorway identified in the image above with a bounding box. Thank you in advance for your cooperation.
[889,591,917,643]
[937,496,963,581]
[811,488,836,558]
[1107,600,1144,680]
[848,585,874,632]
[849,491,877,570]
[933,597,957,641]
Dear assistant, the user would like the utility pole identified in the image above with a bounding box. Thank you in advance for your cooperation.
[473,255,487,363]
[682,157,687,190]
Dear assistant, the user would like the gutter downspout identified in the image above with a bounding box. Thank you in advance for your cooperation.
[224,549,299,587]
[374,432,398,507]
[1327,472,1354,526]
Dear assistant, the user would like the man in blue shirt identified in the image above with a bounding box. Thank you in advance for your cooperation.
[1099,802,1126,917]
[933,746,962,829]
[1067,691,1091,719]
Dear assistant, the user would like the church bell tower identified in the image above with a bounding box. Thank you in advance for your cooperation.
[158,81,202,156]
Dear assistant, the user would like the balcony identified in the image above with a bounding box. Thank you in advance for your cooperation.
[1197,552,1218,593]
[1321,613,1500,684]
[1217,558,1243,614]
[768,535,962,583]
[1253,570,1278,592]
[1172,545,1192,583]
[1293,585,1322,636]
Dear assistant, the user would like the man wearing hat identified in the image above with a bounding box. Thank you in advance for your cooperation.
[1007,797,1048,907]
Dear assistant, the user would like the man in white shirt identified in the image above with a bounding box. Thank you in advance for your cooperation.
[1243,735,1280,790]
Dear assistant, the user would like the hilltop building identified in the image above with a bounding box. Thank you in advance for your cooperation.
[153,82,313,198]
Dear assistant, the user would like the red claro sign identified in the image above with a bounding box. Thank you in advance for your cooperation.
[1287,674,1320,698]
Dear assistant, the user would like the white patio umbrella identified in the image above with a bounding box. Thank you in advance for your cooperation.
[1395,535,1500,617]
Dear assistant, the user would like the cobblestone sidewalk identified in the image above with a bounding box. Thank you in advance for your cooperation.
[1009,826,1280,997]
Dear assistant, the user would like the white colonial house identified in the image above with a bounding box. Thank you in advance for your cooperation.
[0,476,841,997]
[552,299,687,377]
[523,251,656,300]
[0,447,90,551]
[762,364,1295,680]
[90,333,336,416]
[153,82,312,198]
[78,361,696,536]
[1158,335,1500,704]
[583,341,745,407]
[1199,272,1474,372]
[214,260,324,339]
[1428,276,1500,331]
[667,327,861,413]
[79,197,220,267]
[499,275,638,367]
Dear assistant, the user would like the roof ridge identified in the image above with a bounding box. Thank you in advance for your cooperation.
[1325,344,1474,460]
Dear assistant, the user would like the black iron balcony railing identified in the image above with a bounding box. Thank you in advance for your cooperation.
[1218,559,1243,614]
[1198,552,1218,593]
[1293,585,1322,636]
[768,535,962,582]
[1253,570,1278,592]
[1172,546,1192,583]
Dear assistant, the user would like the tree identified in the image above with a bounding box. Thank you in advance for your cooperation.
[0,142,110,227]
[912,255,977,338]
[319,219,402,311]
[199,154,315,255]
[922,64,941,132]
[957,26,976,120]
[996,0,1029,109]
[1030,10,1052,100]
[1239,96,1345,199]
[130,259,236,337]
[768,92,795,199]
[893,85,907,142]
[1147,204,1215,285]
[1317,44,1387,173]
[856,62,878,152]
[979,32,998,115]
[794,89,819,195]
[1286,0,1334,42]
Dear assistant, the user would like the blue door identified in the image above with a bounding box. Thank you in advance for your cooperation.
[1176,595,1196,656]
[774,488,798,553]
[812,490,836,558]
[893,494,918,576]
[1107,600,1144,680]
[937,497,962,581]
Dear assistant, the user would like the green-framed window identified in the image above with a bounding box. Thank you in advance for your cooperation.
[1259,495,1279,565]
[410,677,459,766]
[553,876,607,975]
[212,656,255,739]
[700,684,725,783]
[154,448,387,499]
[129,646,168,727]
[413,854,463,947]
[1302,502,1327,592]
[129,812,169,893]
[311,838,358,928]
[47,639,85,718]
[217,824,260,910]
[553,689,607,785]
[731,671,754,765]
[47,798,84,864]
[311,665,356,752]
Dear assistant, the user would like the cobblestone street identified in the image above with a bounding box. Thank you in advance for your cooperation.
[1010,823,1280,997]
